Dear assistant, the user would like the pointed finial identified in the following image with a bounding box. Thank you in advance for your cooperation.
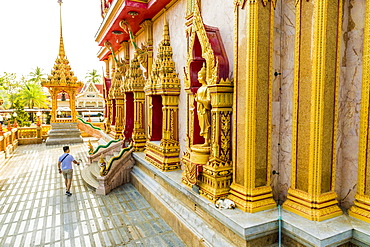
[198,63,206,78]
[58,0,65,58]
[163,12,170,44]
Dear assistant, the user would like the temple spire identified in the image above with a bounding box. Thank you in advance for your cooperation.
[41,0,81,88]
[58,0,65,58]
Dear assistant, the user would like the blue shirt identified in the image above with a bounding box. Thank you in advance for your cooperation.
[58,153,75,170]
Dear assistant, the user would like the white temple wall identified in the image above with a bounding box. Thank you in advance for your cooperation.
[201,0,234,79]
[336,0,365,209]
[273,0,296,202]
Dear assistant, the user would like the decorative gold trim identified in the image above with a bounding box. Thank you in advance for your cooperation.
[285,0,342,221]
[349,0,370,223]
[228,0,275,213]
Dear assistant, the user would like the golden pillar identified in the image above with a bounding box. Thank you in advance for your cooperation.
[112,67,125,140]
[105,98,112,133]
[133,91,146,151]
[283,0,343,221]
[162,95,179,143]
[140,20,153,77]
[50,89,58,123]
[104,59,110,78]
[349,0,370,224]
[108,62,118,137]
[228,0,276,213]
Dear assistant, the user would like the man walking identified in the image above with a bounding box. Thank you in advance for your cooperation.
[58,146,80,196]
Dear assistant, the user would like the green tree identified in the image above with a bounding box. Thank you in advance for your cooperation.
[11,101,30,127]
[19,82,49,122]
[28,67,46,84]
[0,72,23,109]
[85,69,101,84]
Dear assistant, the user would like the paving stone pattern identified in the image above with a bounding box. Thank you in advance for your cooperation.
[0,142,186,247]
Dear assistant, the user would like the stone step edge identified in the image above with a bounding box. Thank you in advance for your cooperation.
[81,166,99,189]
[131,166,235,247]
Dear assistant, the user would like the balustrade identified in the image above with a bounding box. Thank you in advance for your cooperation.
[0,128,19,158]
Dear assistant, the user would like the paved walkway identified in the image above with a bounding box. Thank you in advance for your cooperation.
[0,142,186,247]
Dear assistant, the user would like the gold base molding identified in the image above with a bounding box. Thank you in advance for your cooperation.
[349,195,370,223]
[113,131,123,140]
[228,184,275,213]
[133,133,146,152]
[283,189,342,221]
[182,146,210,187]
[108,127,117,139]
[182,154,196,187]
[198,162,232,202]
[144,141,180,171]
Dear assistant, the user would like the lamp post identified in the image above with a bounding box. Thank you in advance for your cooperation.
[0,115,3,136]
[12,112,18,127]
[36,111,42,127]
[5,113,11,125]
[6,113,11,131]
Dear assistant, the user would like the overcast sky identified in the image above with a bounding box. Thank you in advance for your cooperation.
[0,0,104,82]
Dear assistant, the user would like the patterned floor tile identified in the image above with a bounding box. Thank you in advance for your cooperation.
[0,142,185,247]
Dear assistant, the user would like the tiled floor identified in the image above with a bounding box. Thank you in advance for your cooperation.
[0,142,186,247]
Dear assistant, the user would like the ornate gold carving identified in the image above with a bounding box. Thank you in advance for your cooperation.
[109,58,129,139]
[121,56,145,93]
[184,3,218,90]
[120,56,146,151]
[144,18,181,171]
[119,19,153,77]
[182,1,233,203]
[220,111,231,161]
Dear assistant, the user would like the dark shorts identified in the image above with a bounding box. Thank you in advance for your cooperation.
[62,169,73,179]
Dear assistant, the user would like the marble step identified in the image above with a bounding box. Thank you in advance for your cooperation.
[46,137,84,146]
[81,165,99,190]
[49,129,81,134]
[91,161,101,179]
[50,123,79,129]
